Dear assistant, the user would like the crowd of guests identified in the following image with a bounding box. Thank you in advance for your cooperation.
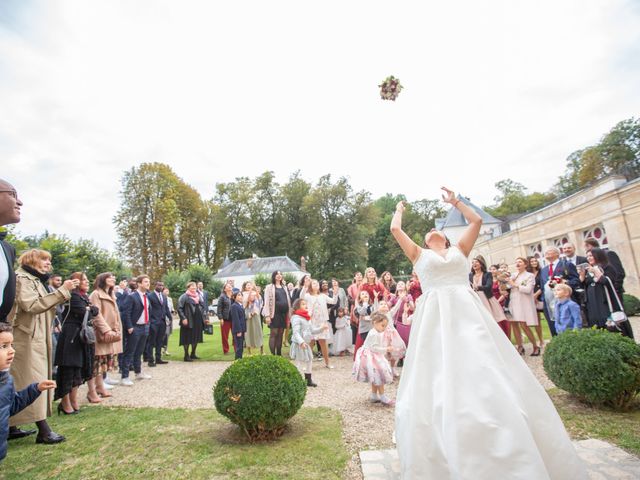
[0,176,636,462]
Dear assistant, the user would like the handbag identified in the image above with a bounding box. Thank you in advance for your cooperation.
[79,308,96,345]
[603,276,628,329]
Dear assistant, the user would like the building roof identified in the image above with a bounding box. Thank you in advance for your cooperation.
[436,195,502,229]
[213,255,304,279]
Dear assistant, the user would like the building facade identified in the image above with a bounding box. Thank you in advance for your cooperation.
[467,176,640,297]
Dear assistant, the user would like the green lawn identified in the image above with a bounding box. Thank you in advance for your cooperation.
[165,319,290,361]
[550,389,640,455]
[2,406,348,480]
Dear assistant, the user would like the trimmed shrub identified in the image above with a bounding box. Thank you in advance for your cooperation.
[543,328,640,410]
[623,294,640,316]
[283,272,298,287]
[213,355,306,441]
[253,273,270,291]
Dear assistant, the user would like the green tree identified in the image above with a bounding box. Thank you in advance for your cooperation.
[485,179,555,218]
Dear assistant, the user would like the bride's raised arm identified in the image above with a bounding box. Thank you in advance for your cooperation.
[441,187,482,257]
[390,201,421,264]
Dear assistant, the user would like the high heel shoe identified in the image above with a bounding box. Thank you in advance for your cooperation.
[531,346,541,357]
[57,403,77,416]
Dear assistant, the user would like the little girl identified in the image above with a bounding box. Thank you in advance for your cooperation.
[377,300,406,377]
[352,312,395,405]
[331,307,352,356]
[352,290,373,358]
[289,298,329,387]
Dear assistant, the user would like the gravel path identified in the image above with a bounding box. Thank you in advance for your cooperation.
[73,341,554,480]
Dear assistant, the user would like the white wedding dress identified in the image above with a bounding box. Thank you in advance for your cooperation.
[395,246,586,479]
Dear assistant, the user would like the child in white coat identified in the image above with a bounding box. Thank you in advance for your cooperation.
[289,298,329,387]
[331,307,352,356]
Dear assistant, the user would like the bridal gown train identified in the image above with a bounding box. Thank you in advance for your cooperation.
[395,247,586,479]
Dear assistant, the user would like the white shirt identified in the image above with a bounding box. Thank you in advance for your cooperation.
[136,291,149,325]
[0,245,8,309]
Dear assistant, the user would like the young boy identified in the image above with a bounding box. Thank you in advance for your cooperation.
[553,284,582,334]
[0,324,56,461]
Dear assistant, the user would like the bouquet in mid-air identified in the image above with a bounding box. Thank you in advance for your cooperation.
[379,75,403,101]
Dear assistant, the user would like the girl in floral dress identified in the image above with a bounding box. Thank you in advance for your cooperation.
[377,301,406,377]
[352,312,395,406]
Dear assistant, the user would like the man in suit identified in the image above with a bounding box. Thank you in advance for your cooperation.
[584,237,626,293]
[119,275,153,386]
[0,179,22,324]
[145,281,171,367]
[562,243,587,266]
[197,282,208,309]
[539,246,580,337]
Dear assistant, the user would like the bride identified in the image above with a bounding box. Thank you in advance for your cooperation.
[391,187,586,479]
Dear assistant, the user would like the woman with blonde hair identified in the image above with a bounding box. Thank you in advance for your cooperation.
[88,272,123,397]
[9,249,77,444]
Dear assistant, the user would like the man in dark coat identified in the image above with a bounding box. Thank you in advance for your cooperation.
[584,237,626,293]
[0,179,22,324]
[145,281,172,367]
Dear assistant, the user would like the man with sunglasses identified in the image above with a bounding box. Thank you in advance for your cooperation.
[0,180,22,325]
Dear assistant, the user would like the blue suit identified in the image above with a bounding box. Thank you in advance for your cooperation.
[119,291,152,378]
[539,259,580,336]
[0,372,40,461]
[230,302,246,360]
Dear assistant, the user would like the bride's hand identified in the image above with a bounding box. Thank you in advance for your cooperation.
[441,187,456,205]
[395,201,405,213]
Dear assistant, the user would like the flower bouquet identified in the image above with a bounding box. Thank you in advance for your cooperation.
[379,75,403,101]
[548,276,564,289]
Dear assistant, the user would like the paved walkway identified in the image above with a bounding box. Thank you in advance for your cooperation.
[359,439,640,479]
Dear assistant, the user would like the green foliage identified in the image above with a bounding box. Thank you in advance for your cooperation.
[623,294,640,316]
[283,272,298,286]
[209,279,224,299]
[556,117,640,195]
[253,273,270,291]
[213,356,307,441]
[484,179,556,218]
[185,264,213,285]
[543,329,640,410]
[162,269,190,303]
[7,231,130,282]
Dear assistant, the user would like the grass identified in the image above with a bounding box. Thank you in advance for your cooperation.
[550,388,640,455]
[1,406,348,480]
[165,319,290,361]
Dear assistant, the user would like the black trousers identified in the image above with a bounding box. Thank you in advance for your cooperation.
[146,321,166,362]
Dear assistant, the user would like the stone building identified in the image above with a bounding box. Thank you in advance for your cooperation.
[443,176,640,297]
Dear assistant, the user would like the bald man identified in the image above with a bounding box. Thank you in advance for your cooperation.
[0,179,23,324]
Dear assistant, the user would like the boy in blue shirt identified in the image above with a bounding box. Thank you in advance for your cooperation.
[0,324,56,461]
[553,284,582,334]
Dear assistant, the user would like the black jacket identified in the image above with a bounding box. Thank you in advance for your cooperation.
[0,236,16,323]
[216,292,231,321]
[230,302,246,334]
[469,271,493,299]
[148,291,172,325]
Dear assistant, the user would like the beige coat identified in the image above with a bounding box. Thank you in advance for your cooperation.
[9,267,70,426]
[88,289,124,356]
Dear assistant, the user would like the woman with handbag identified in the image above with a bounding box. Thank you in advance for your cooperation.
[9,249,76,444]
[54,272,99,413]
[581,248,634,338]
[88,272,123,398]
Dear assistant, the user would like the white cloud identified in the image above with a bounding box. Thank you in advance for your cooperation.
[1,0,639,249]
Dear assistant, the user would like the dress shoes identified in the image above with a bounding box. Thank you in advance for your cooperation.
[36,431,66,444]
[155,359,169,365]
[8,428,37,440]
[184,355,193,362]
[148,361,157,367]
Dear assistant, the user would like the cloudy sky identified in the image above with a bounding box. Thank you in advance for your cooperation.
[1,0,639,250]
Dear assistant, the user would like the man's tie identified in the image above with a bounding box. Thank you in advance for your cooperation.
[548,264,553,277]
[158,292,163,304]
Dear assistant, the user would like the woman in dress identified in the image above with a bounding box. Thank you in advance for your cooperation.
[54,272,98,410]
[304,279,338,369]
[508,257,542,356]
[244,289,264,355]
[528,256,546,324]
[391,187,585,479]
[361,267,386,303]
[380,271,396,297]
[262,271,291,356]
[581,248,634,338]
[177,282,206,361]
[88,272,123,399]
[469,256,508,337]
[347,272,363,345]
[10,249,76,444]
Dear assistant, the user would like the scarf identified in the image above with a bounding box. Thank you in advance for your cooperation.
[22,264,50,289]
[185,289,200,303]
[294,309,310,321]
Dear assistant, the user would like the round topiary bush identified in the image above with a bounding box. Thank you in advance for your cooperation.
[213,355,306,441]
[543,328,640,410]
[623,294,640,316]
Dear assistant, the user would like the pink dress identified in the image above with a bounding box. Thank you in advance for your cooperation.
[352,329,393,385]
[383,321,407,361]
[389,294,413,347]
[472,275,506,322]
[509,271,539,326]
